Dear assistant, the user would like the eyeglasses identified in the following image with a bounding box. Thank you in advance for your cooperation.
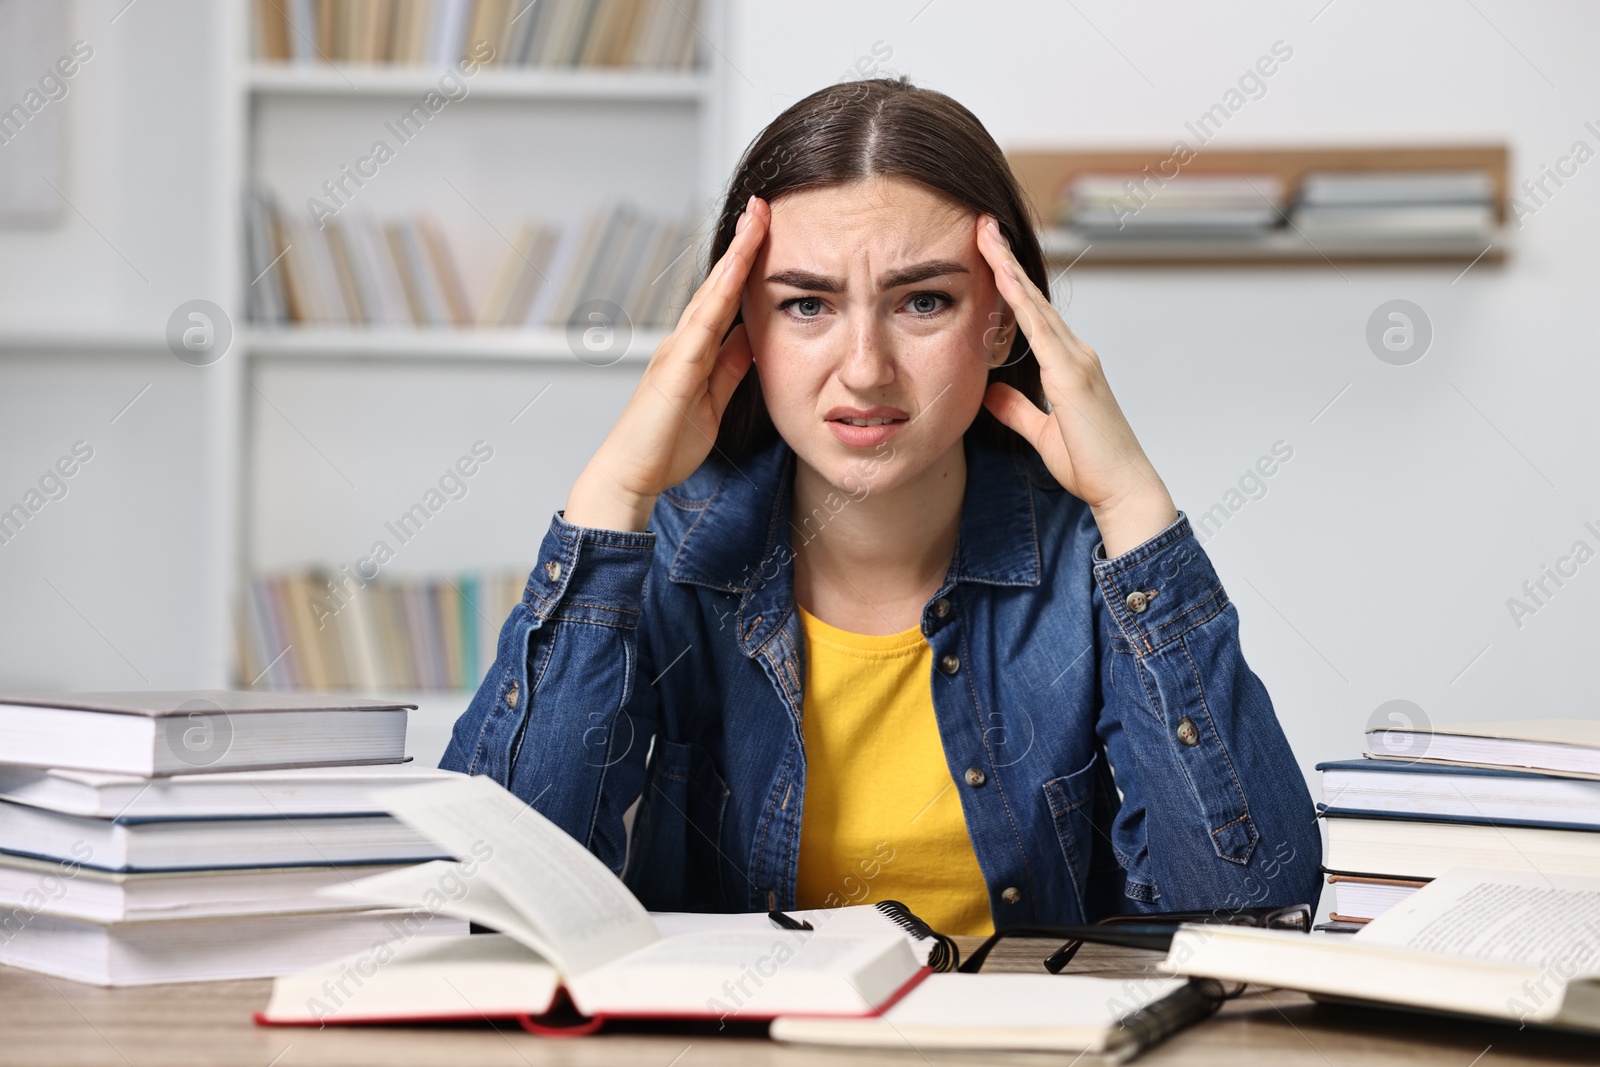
[956,902,1313,979]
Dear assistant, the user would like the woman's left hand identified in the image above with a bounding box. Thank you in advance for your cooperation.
[974,213,1178,558]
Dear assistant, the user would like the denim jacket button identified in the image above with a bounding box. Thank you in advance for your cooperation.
[1125,590,1149,614]
[545,560,562,582]
[1001,886,1022,904]
[932,597,950,618]
[939,654,961,675]
[1176,716,1199,746]
[964,766,986,787]
[504,680,520,709]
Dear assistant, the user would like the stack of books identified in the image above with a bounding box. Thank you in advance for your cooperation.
[1289,168,1496,243]
[1317,718,1600,932]
[1058,173,1286,237]
[239,570,527,691]
[0,691,468,985]
[245,195,701,332]
[252,0,704,70]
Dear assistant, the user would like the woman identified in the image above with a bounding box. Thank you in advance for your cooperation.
[441,76,1320,935]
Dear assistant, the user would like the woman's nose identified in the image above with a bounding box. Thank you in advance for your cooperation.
[834,316,896,391]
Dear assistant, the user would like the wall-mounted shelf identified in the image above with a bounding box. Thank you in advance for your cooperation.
[1036,225,1508,268]
[244,63,713,102]
[1010,144,1510,268]
[245,327,667,363]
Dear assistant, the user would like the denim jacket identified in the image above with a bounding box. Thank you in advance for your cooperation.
[440,430,1322,924]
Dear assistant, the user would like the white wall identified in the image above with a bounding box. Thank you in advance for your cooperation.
[718,0,1600,782]
[0,0,231,689]
[2,1,1597,787]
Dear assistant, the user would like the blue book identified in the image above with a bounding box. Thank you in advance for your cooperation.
[1317,758,1600,829]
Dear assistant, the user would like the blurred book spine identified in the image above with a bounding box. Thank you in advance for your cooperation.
[252,0,703,70]
[245,193,701,330]
[240,570,529,690]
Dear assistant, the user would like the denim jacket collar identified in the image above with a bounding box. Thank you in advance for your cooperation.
[668,432,1043,656]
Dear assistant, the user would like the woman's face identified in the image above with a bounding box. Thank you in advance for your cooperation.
[740,176,1012,497]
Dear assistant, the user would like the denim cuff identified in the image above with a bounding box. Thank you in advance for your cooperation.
[1093,511,1229,655]
[523,509,657,627]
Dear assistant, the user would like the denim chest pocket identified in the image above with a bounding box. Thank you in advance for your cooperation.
[623,737,732,911]
[1042,750,1101,922]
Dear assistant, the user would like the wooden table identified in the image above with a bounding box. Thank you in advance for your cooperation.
[2,938,1597,1066]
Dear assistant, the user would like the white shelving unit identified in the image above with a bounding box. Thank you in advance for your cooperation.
[227,2,729,762]
[246,326,668,362]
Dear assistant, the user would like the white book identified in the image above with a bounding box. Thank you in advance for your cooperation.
[0,801,449,872]
[1320,758,1600,826]
[1292,202,1495,240]
[1164,868,1600,1034]
[0,851,410,922]
[1324,813,1600,881]
[1299,169,1495,205]
[1367,718,1600,778]
[1327,874,1426,922]
[0,690,410,776]
[0,763,461,820]
[258,775,926,1025]
[345,213,413,326]
[428,0,473,66]
[771,972,1192,1055]
[0,907,464,986]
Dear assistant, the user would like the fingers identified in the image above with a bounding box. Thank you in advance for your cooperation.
[982,381,1050,448]
[679,197,769,354]
[706,322,754,415]
[974,214,1094,366]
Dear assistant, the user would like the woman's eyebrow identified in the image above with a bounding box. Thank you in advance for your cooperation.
[763,259,970,293]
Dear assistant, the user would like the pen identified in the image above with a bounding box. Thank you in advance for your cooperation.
[768,910,814,931]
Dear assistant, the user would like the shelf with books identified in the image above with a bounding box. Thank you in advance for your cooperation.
[244,63,713,102]
[249,0,706,73]
[245,325,667,362]
[1010,143,1511,267]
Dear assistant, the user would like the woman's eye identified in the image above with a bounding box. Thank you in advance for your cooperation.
[906,291,951,316]
[780,296,824,319]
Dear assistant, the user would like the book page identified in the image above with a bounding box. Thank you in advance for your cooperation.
[371,775,657,975]
[320,860,558,960]
[651,905,937,964]
[1359,867,1600,972]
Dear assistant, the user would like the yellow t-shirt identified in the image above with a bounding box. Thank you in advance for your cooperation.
[794,603,994,936]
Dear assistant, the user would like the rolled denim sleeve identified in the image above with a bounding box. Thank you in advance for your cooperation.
[1090,511,1321,912]
[439,509,659,874]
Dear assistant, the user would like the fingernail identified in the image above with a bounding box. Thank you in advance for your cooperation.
[735,210,749,234]
[746,194,757,213]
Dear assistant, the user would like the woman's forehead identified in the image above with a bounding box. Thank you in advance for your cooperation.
[760,179,978,281]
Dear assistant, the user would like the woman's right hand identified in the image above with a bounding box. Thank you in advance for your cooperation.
[563,195,770,533]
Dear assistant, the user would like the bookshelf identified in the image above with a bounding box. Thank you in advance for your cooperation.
[228,0,729,761]
[1009,144,1511,267]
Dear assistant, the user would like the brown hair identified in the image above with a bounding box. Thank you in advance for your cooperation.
[705,75,1050,468]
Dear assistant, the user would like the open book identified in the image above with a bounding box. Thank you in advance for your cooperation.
[256,774,927,1027]
[1162,867,1600,1033]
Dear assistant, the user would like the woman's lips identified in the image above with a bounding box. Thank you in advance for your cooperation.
[825,416,907,448]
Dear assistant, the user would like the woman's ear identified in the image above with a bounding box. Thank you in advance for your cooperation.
[983,303,1015,367]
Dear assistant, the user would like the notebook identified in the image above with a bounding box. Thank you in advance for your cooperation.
[255,774,928,1027]
[0,690,410,775]
[1163,868,1600,1034]
[770,972,1198,1056]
